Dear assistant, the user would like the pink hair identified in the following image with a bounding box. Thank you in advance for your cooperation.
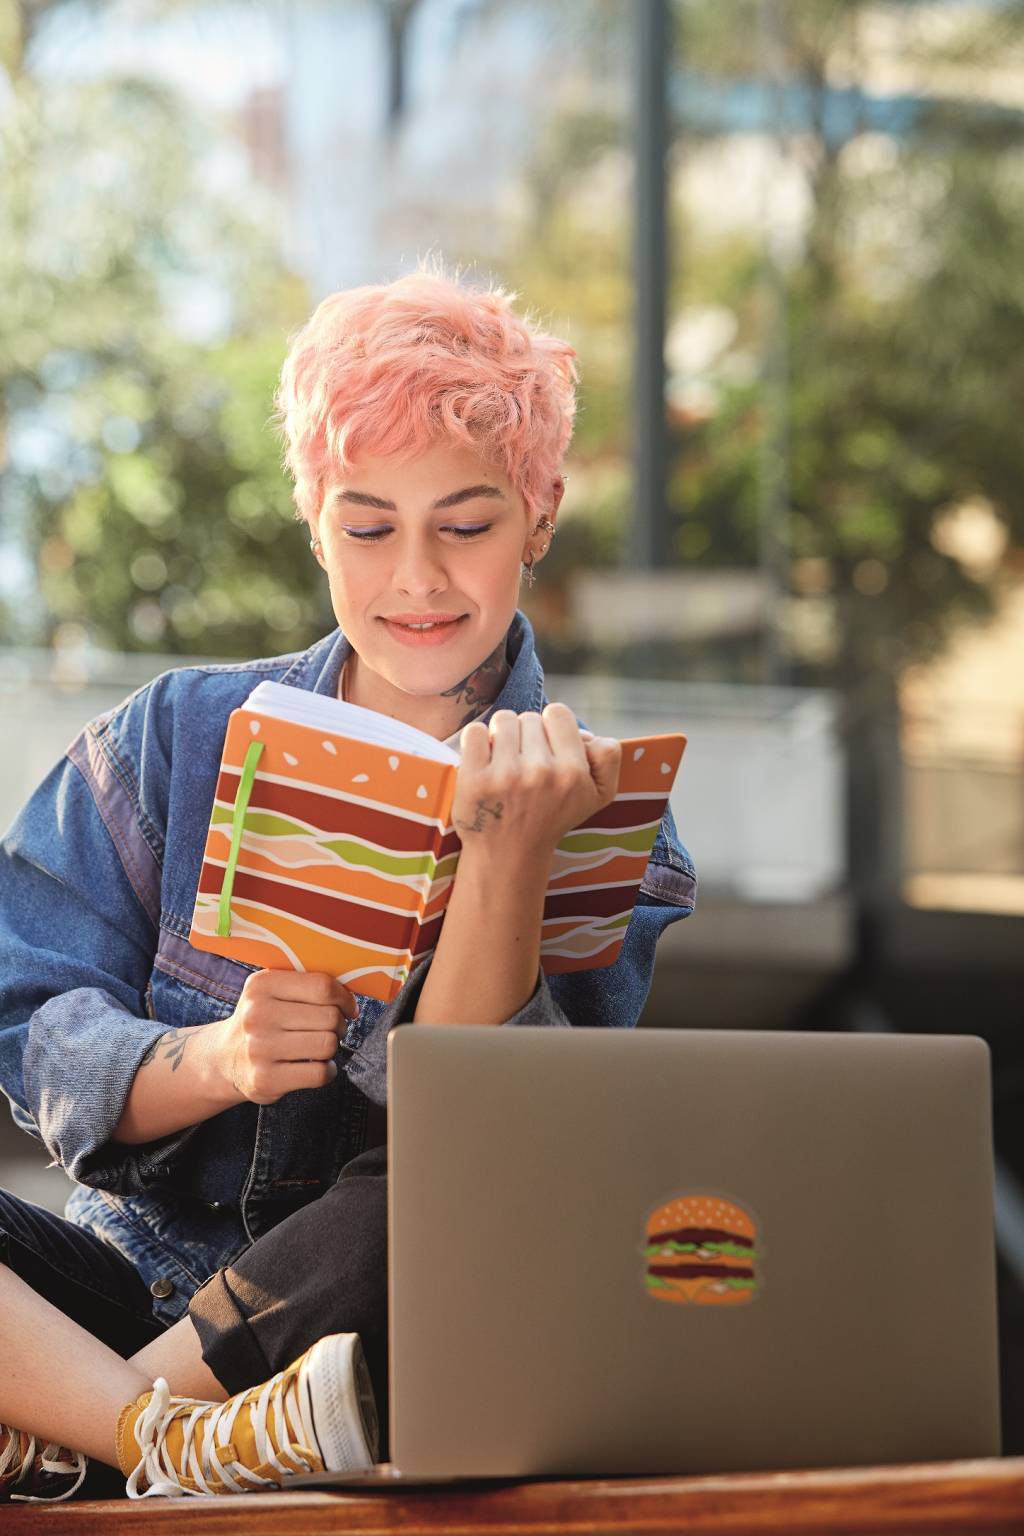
[275,267,579,525]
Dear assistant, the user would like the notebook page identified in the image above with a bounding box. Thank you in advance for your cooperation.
[242,680,460,765]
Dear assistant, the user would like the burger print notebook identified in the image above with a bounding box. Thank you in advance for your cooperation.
[188,681,686,1002]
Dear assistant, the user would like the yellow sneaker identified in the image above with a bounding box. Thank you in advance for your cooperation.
[117,1332,379,1498]
[0,1424,87,1502]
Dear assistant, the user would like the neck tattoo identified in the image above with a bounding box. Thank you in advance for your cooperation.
[440,637,510,730]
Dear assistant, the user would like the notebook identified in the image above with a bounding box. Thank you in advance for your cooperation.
[188,681,686,1001]
[372,1026,1000,1479]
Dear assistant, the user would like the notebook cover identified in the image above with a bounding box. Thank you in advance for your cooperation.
[190,712,685,1001]
[536,732,686,974]
[188,708,456,1002]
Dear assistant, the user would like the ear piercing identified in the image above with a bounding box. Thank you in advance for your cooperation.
[522,516,557,588]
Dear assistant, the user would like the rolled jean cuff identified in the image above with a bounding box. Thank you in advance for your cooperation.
[189,1266,271,1397]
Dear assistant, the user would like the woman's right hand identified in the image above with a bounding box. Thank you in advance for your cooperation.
[208,969,359,1106]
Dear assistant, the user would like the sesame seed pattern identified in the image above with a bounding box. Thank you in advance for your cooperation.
[648,1195,755,1232]
[643,1194,760,1306]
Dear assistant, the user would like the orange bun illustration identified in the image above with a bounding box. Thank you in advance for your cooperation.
[644,1194,758,1306]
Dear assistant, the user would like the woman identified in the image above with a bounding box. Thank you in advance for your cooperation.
[0,267,696,1500]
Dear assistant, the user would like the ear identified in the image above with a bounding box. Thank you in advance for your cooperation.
[523,477,566,545]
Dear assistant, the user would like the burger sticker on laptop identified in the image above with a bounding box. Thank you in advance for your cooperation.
[644,1193,759,1306]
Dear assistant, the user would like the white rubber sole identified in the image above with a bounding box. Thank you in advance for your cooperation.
[302,1334,380,1472]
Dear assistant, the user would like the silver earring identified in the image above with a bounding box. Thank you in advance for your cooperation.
[522,517,555,588]
[521,549,549,586]
[310,535,323,558]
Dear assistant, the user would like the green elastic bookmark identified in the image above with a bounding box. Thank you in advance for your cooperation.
[217,739,265,937]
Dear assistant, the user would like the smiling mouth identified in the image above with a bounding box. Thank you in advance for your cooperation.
[382,616,466,630]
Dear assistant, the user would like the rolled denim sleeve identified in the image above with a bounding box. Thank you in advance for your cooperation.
[0,747,192,1193]
[344,954,571,1104]
[344,804,696,1106]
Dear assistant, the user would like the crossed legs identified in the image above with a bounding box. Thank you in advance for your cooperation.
[0,1141,389,1475]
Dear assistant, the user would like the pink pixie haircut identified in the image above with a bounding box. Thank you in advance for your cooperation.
[275,266,579,526]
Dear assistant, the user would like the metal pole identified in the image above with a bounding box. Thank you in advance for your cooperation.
[630,0,670,571]
[757,0,790,685]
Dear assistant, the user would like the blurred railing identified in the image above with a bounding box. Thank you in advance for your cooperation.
[900,696,1024,917]
[9,647,1021,920]
[0,647,201,833]
[0,649,849,910]
[547,674,845,904]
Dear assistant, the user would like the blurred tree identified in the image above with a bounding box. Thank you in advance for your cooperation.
[0,0,325,656]
[7,0,1024,682]
[495,104,634,539]
[675,0,1024,690]
[494,0,1024,691]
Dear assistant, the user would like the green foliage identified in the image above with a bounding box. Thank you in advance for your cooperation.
[0,46,324,657]
[681,0,1024,685]
[6,0,1024,691]
[672,132,1024,683]
[496,0,1024,689]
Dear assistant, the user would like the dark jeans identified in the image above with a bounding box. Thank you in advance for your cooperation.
[189,1142,390,1456]
[0,1128,391,1491]
[0,1188,166,1497]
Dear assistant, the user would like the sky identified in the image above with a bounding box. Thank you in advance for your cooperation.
[31,0,286,108]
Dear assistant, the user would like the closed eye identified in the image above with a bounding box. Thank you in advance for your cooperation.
[445,523,493,540]
[341,523,493,543]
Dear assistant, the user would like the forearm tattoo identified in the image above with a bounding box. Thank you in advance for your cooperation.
[442,638,510,729]
[455,799,505,835]
[139,1028,189,1072]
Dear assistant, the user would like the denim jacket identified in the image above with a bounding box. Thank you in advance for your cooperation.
[0,611,696,1323]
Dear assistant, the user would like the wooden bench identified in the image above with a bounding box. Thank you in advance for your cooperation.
[4,1456,1023,1533]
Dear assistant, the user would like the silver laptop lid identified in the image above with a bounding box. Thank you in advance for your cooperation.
[387,1027,1000,1477]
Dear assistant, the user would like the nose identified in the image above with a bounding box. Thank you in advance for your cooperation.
[393,530,448,597]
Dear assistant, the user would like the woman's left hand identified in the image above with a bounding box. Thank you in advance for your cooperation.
[452,703,621,863]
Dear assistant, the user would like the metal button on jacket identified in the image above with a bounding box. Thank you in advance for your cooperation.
[149,1278,175,1300]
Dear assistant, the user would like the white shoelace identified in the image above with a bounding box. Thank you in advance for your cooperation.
[125,1358,322,1499]
[1,1426,88,1503]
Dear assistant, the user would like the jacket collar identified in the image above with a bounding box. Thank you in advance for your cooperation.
[276,609,546,721]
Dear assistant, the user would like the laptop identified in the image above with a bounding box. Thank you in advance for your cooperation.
[319,1025,1001,1483]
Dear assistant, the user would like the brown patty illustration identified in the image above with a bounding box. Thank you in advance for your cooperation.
[644,1194,757,1306]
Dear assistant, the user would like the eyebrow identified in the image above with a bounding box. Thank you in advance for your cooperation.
[330,484,507,513]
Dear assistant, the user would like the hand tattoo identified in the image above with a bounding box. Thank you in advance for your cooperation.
[455,799,505,834]
[441,637,510,729]
[140,1028,190,1072]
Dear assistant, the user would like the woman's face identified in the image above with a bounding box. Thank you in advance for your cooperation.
[313,441,557,714]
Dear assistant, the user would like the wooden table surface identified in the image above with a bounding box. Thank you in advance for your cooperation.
[5,1456,1024,1534]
